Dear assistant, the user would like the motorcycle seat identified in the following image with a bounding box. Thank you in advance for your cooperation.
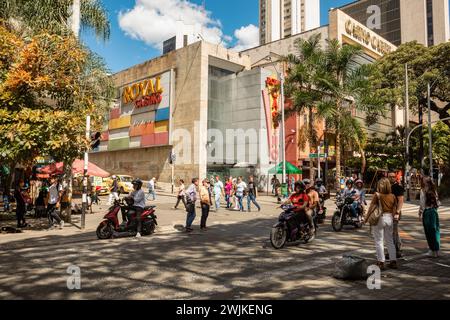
[144,205,156,211]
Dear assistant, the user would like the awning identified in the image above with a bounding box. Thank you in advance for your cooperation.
[39,159,110,178]
[268,161,303,174]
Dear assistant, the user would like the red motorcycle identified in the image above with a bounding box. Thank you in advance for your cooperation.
[96,198,157,239]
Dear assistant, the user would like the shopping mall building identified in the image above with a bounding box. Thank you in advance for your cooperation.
[89,9,399,186]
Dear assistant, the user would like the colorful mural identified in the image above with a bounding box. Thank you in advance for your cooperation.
[97,71,171,152]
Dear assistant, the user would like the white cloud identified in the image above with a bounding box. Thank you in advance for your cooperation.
[232,24,259,51]
[118,0,225,50]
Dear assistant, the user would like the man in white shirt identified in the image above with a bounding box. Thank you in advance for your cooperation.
[235,177,247,212]
[146,177,156,201]
[45,176,64,229]
[213,176,224,211]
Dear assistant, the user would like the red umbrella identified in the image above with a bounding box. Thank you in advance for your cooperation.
[39,159,109,178]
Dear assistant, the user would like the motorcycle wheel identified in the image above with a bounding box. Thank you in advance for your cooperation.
[332,212,343,232]
[355,221,363,229]
[142,222,156,236]
[96,221,113,239]
[270,226,287,249]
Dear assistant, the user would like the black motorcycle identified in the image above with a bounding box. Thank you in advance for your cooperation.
[331,191,363,232]
[270,204,318,249]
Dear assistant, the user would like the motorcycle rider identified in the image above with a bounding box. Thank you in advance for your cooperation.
[127,178,146,238]
[343,179,361,221]
[287,181,311,235]
[303,179,318,235]
[354,179,367,214]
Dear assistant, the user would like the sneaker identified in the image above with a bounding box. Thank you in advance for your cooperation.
[59,221,64,229]
[135,232,141,238]
[426,250,434,257]
[376,261,386,271]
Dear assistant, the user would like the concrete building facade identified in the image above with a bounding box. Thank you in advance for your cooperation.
[259,0,320,45]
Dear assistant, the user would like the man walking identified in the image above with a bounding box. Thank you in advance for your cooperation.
[45,176,64,229]
[247,176,261,212]
[185,178,199,232]
[147,177,156,201]
[388,171,405,258]
[213,175,224,211]
[199,179,211,230]
[107,175,119,205]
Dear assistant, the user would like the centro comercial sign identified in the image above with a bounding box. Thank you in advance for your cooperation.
[344,19,393,55]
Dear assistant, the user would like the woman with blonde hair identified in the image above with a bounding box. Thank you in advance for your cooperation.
[364,177,398,270]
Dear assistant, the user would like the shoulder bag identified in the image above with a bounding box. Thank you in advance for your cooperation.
[366,192,382,226]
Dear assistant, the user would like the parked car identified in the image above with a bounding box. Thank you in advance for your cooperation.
[103,175,134,194]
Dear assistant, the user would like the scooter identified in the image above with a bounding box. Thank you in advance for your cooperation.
[331,191,363,232]
[96,198,157,239]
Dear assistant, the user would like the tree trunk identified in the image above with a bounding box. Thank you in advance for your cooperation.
[335,131,341,189]
[361,149,366,178]
[63,162,73,223]
[309,109,316,181]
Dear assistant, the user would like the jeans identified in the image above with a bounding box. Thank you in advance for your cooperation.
[108,192,119,205]
[201,203,210,228]
[174,195,186,209]
[185,203,196,228]
[393,219,402,254]
[128,206,143,233]
[225,194,231,208]
[236,194,244,211]
[372,214,396,263]
[247,194,260,211]
[46,203,62,226]
[214,193,221,210]
[3,195,10,211]
[147,189,156,201]
[350,202,359,218]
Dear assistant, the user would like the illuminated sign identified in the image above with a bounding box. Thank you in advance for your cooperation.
[344,19,393,55]
[122,76,163,108]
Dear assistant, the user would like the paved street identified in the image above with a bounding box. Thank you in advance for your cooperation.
[1,193,449,300]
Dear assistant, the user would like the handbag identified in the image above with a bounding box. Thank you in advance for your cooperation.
[366,192,382,226]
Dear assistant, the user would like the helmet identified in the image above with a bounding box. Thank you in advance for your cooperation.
[294,181,305,192]
[302,179,311,186]
[315,179,323,186]
[355,179,363,186]
[131,178,143,188]
[346,179,354,186]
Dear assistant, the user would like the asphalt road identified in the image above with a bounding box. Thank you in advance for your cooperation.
[0,195,449,300]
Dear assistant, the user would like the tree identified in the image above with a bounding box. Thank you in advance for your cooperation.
[0,25,113,220]
[372,41,450,129]
[285,34,384,186]
[0,0,110,41]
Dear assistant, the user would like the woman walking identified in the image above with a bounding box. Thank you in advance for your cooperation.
[419,176,440,258]
[14,180,27,228]
[173,179,186,210]
[199,179,211,230]
[364,178,398,270]
[225,177,233,209]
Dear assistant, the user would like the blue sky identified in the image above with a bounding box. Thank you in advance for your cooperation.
[82,0,355,73]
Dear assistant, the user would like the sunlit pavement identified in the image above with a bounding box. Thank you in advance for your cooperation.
[0,193,449,300]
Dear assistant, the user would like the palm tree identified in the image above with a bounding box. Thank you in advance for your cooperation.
[285,34,384,186]
[0,0,110,40]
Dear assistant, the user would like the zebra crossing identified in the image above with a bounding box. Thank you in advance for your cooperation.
[400,202,450,216]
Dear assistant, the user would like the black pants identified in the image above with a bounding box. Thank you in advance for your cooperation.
[175,195,186,209]
[16,206,26,227]
[47,204,62,225]
[201,203,210,229]
[127,206,143,233]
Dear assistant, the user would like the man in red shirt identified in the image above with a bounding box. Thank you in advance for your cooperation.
[288,181,313,235]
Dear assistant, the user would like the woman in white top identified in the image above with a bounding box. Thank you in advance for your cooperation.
[173,179,186,210]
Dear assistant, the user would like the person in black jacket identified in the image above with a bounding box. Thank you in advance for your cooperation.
[14,180,27,228]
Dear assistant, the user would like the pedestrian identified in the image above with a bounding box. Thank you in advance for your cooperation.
[185,178,199,232]
[290,176,295,194]
[14,180,27,228]
[388,171,405,258]
[363,177,398,270]
[200,179,211,230]
[173,179,186,210]
[232,178,239,210]
[235,177,247,211]
[213,175,224,211]
[107,175,119,205]
[3,185,10,213]
[247,176,261,212]
[271,175,276,194]
[45,176,64,229]
[225,177,233,209]
[419,176,441,258]
[146,177,156,201]
[274,177,281,202]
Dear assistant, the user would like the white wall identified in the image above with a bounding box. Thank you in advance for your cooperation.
[271,0,281,41]
[291,0,301,35]
[303,0,320,31]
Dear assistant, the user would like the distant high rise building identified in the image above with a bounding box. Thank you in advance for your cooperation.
[259,0,320,45]
[340,0,450,46]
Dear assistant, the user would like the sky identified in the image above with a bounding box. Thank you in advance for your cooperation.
[81,0,446,73]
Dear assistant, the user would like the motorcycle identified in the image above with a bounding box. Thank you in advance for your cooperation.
[270,204,318,249]
[96,198,158,239]
[331,191,363,232]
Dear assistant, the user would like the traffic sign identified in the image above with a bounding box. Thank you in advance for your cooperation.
[309,153,327,158]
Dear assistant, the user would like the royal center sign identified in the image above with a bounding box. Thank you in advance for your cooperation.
[344,19,393,55]
[122,75,164,108]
